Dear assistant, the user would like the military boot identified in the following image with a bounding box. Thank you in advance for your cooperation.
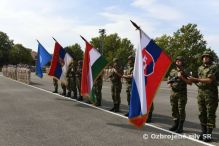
[67,92,71,97]
[176,120,184,133]
[114,104,120,112]
[199,125,207,141]
[72,93,77,99]
[110,104,115,112]
[204,128,213,142]
[146,112,153,123]
[77,96,83,101]
[169,119,179,131]
[53,89,58,93]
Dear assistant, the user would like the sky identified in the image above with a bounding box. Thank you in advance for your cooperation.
[0,0,219,56]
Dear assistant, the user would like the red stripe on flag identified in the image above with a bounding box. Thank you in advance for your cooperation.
[146,52,171,111]
[48,42,62,76]
[81,42,93,96]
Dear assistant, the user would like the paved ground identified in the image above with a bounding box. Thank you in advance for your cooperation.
[0,73,218,146]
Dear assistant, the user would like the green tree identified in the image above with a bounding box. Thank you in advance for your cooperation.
[9,44,34,65]
[91,33,134,67]
[155,23,218,75]
[0,31,14,66]
[65,43,83,61]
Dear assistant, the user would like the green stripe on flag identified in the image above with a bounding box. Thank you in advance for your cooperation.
[91,55,108,81]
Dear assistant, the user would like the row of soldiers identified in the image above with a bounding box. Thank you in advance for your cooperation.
[51,51,218,142]
[2,64,31,84]
[168,51,219,142]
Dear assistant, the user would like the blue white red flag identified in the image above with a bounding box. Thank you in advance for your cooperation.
[48,41,66,79]
[129,28,171,128]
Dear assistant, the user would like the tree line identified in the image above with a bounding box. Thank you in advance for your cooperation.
[0,23,218,74]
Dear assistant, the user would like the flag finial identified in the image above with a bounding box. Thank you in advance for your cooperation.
[130,20,140,30]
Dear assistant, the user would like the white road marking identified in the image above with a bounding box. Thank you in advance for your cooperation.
[0,75,215,146]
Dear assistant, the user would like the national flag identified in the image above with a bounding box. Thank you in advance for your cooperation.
[60,52,73,84]
[48,40,66,79]
[35,41,52,78]
[80,36,108,102]
[129,21,171,128]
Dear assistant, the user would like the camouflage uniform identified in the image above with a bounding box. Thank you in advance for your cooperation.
[76,60,83,101]
[195,51,218,142]
[53,78,58,93]
[124,55,134,116]
[109,58,123,112]
[168,56,190,133]
[93,74,103,106]
[66,61,77,99]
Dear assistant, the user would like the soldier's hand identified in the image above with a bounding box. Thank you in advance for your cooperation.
[188,76,198,83]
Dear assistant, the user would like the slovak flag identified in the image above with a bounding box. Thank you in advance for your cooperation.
[48,41,66,79]
[129,26,171,128]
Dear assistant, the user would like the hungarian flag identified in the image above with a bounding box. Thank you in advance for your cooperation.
[48,40,66,79]
[80,36,108,102]
[129,21,171,128]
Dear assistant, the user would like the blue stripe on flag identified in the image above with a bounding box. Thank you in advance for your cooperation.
[129,79,142,118]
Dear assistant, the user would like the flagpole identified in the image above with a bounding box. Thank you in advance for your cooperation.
[130,20,141,30]
[80,35,87,43]
[36,39,40,44]
[52,37,57,42]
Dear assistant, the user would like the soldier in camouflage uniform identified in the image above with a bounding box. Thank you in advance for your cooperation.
[53,78,58,93]
[123,55,134,116]
[168,56,192,133]
[189,51,218,142]
[66,60,77,99]
[109,58,123,112]
[93,73,103,106]
[76,60,83,101]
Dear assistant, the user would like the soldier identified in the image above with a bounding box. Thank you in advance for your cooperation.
[76,60,83,101]
[94,73,103,106]
[189,51,218,142]
[123,55,134,116]
[168,56,192,133]
[66,60,77,99]
[52,78,58,93]
[109,58,123,112]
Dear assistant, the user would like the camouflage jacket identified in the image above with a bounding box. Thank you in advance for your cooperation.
[125,64,134,85]
[197,64,218,94]
[109,65,123,84]
[168,68,189,93]
[66,62,77,78]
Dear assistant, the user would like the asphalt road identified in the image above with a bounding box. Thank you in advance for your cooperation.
[0,73,218,146]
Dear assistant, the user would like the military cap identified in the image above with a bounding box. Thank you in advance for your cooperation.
[201,51,213,60]
[175,56,184,62]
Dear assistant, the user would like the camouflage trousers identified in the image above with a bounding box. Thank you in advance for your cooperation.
[76,77,81,96]
[94,82,103,104]
[111,82,122,105]
[170,92,187,121]
[197,92,218,128]
[67,77,77,96]
[61,82,66,94]
[53,78,58,91]
[126,84,131,105]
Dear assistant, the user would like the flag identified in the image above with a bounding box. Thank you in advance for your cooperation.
[60,52,73,84]
[129,21,171,128]
[48,41,66,79]
[80,36,108,102]
[35,41,52,78]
